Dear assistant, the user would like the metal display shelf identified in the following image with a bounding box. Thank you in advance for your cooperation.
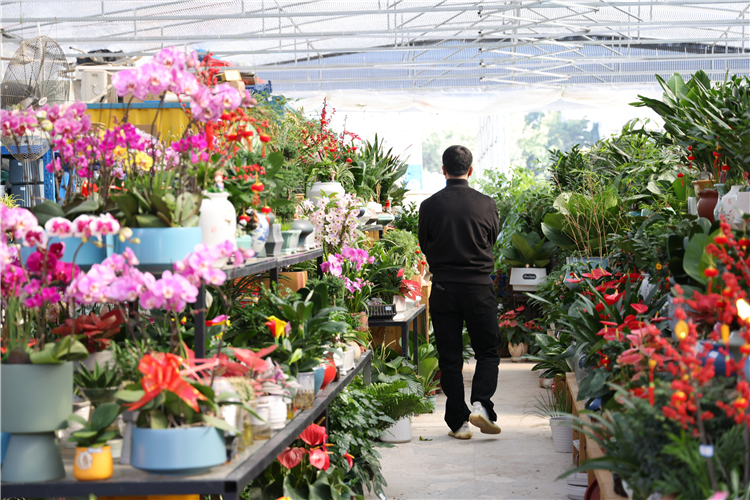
[193,248,323,358]
[368,304,427,374]
[1,350,373,500]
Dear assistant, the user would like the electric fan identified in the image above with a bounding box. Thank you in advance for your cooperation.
[1,36,70,206]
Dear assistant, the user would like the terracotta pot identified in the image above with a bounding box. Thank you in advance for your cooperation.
[349,311,369,333]
[697,189,719,222]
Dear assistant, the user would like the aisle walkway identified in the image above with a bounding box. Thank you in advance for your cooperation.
[370,361,569,500]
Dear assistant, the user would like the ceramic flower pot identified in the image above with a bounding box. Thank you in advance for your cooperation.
[307,181,345,206]
[550,415,573,453]
[348,312,369,333]
[280,229,301,254]
[250,212,270,257]
[379,416,412,443]
[130,426,226,475]
[320,359,337,390]
[265,223,283,257]
[291,219,314,251]
[21,235,107,268]
[199,191,237,250]
[74,445,113,481]
[114,227,202,272]
[1,362,73,433]
[256,395,287,430]
[313,365,326,394]
[236,234,253,250]
[508,342,528,362]
[697,189,719,223]
[1,432,66,482]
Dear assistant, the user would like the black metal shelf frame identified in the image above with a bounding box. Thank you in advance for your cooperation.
[0,351,372,499]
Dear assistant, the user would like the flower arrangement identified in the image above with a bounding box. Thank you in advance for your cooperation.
[300,193,361,253]
[320,245,375,313]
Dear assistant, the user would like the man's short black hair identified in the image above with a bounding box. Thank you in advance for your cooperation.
[442,145,473,177]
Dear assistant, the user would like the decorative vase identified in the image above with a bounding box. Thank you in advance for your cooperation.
[199,191,237,253]
[114,227,202,272]
[1,433,66,482]
[20,235,106,268]
[713,183,726,222]
[697,189,719,222]
[250,211,269,257]
[280,229,301,254]
[721,184,742,228]
[508,342,528,362]
[265,213,283,256]
[130,426,226,475]
[291,219,314,251]
[693,179,714,194]
[236,234,253,251]
[307,181,345,205]
[74,445,114,481]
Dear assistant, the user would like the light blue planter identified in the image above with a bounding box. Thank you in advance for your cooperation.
[20,235,107,268]
[1,433,65,482]
[115,227,202,272]
[131,426,226,475]
[237,234,253,251]
[313,366,326,395]
[1,432,10,464]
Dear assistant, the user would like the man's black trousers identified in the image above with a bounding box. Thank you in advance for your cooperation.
[430,282,501,433]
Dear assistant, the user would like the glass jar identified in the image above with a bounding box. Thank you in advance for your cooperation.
[295,372,316,410]
[250,403,271,441]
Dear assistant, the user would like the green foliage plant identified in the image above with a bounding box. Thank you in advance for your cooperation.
[499,231,556,268]
[74,361,123,389]
[394,202,419,234]
[68,402,121,448]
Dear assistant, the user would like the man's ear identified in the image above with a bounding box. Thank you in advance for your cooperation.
[467,166,474,177]
[442,165,447,176]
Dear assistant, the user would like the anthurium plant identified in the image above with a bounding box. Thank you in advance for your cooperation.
[498,306,535,346]
[68,402,121,448]
[254,423,359,500]
[499,231,556,268]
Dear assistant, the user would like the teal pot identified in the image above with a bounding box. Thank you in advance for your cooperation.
[291,219,314,252]
[426,394,438,413]
[280,230,301,255]
[1,432,65,482]
[1,362,73,433]
[265,223,283,257]
[312,366,326,395]
[237,234,253,251]
[20,235,107,268]
[131,426,226,475]
[114,227,202,273]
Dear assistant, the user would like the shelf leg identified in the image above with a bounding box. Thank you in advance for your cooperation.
[194,285,206,359]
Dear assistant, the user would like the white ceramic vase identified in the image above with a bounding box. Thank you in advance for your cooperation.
[250,213,270,257]
[257,395,287,431]
[307,181,345,206]
[199,191,237,256]
[722,185,743,229]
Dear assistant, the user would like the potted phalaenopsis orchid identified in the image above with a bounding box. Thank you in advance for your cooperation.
[300,193,361,254]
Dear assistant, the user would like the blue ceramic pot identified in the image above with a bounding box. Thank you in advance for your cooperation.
[313,366,326,395]
[20,235,106,268]
[114,227,202,272]
[131,426,226,475]
[236,234,253,251]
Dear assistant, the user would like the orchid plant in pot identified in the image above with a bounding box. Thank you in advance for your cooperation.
[319,245,376,315]
[300,193,361,254]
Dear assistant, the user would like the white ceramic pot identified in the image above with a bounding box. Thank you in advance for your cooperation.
[307,181,345,206]
[550,415,573,453]
[343,348,355,373]
[394,296,407,313]
[508,342,528,362]
[80,350,114,371]
[348,342,362,361]
[379,416,412,443]
[199,191,237,254]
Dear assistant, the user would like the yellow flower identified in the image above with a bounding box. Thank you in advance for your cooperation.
[655,262,663,271]
[134,151,153,171]
[675,320,689,341]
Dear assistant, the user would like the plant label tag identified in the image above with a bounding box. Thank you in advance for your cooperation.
[378,493,387,500]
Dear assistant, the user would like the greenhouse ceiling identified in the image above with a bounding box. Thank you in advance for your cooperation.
[1,0,749,91]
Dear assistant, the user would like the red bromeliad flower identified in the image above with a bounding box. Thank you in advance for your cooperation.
[126,352,208,412]
[51,309,125,353]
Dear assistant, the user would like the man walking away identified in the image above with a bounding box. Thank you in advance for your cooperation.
[417,145,502,440]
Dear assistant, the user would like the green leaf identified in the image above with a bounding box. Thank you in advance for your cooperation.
[114,389,145,403]
[65,199,102,217]
[149,409,168,429]
[201,414,239,434]
[68,414,89,427]
[510,233,535,264]
[91,403,120,431]
[30,201,65,225]
[135,214,169,228]
[683,233,708,284]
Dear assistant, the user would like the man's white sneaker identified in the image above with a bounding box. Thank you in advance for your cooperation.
[448,421,473,440]
[469,402,502,435]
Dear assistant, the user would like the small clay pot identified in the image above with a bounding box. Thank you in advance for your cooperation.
[697,189,719,222]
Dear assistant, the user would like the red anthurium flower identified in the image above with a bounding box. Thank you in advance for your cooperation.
[127,353,207,413]
[595,303,605,313]
[343,452,354,468]
[566,277,585,284]
[300,423,327,446]
[278,447,307,469]
[233,345,278,373]
[603,292,624,306]
[581,268,612,280]
[631,303,649,314]
[308,447,330,471]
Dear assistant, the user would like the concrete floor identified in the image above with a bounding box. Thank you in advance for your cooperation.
[370,360,570,500]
